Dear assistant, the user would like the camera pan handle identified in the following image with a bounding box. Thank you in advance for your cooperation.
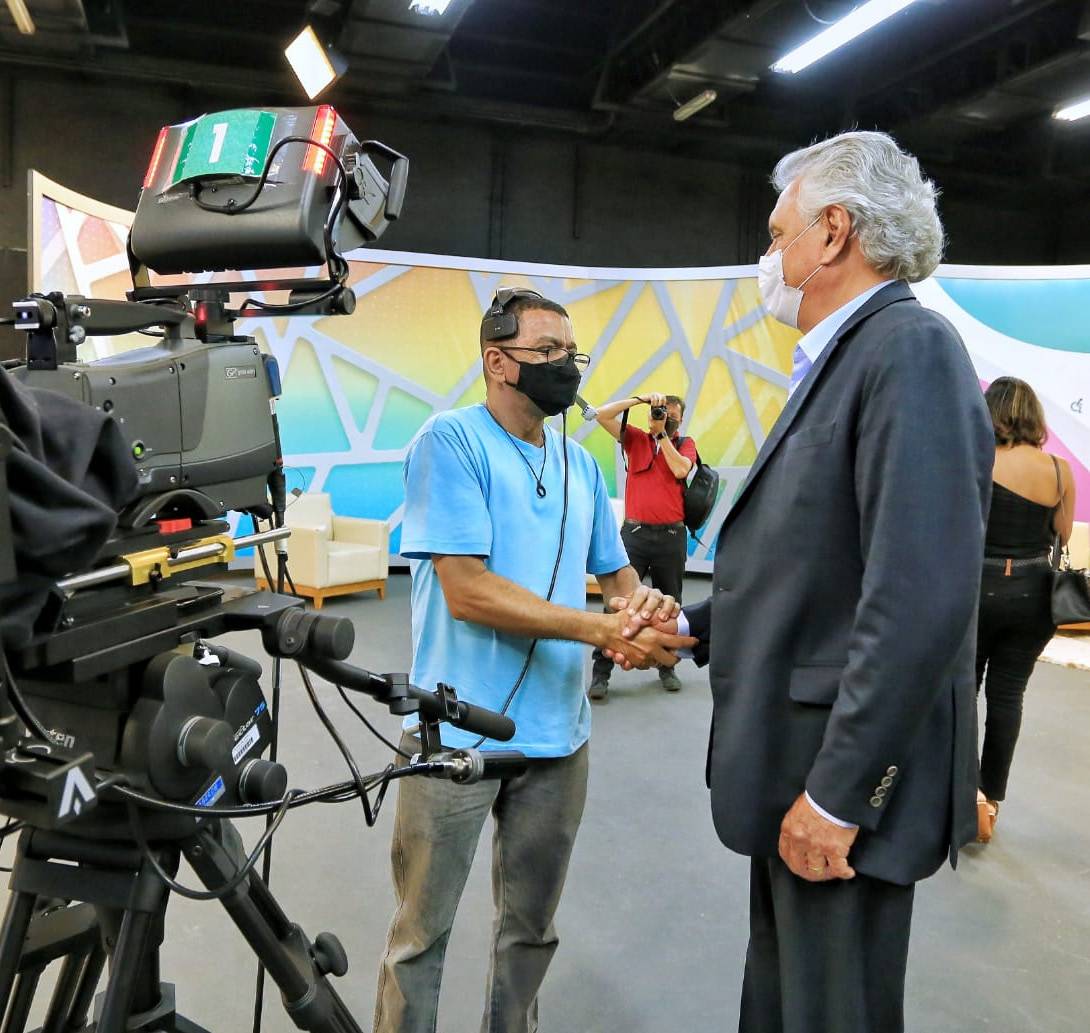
[358,140,409,221]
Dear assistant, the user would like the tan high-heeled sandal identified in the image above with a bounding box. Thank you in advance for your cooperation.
[976,797,999,843]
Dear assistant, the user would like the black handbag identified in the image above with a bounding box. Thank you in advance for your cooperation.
[1048,456,1090,624]
[1051,564,1090,625]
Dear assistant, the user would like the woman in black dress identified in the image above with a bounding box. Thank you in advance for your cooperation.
[976,378,1075,842]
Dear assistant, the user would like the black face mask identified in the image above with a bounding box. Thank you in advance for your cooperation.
[509,356,582,416]
[665,418,680,437]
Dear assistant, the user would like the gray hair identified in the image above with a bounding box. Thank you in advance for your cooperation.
[771,131,944,283]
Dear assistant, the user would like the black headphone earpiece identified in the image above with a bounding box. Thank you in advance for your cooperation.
[482,296,519,343]
[481,286,544,343]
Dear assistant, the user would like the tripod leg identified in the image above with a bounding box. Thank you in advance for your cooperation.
[95,908,157,1033]
[2,966,43,1033]
[183,825,363,1033]
[0,891,37,1023]
[94,855,172,1033]
[54,944,106,1033]
[41,947,95,1033]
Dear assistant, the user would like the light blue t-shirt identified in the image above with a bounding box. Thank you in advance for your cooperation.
[400,404,629,757]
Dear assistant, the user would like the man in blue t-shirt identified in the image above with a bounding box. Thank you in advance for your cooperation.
[373,288,696,1033]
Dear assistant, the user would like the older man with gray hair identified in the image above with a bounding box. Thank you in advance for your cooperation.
[615,131,994,1031]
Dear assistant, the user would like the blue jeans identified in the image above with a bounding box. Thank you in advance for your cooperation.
[373,734,589,1033]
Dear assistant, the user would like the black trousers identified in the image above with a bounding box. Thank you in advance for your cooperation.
[591,521,687,681]
[739,857,915,1033]
[975,564,1055,801]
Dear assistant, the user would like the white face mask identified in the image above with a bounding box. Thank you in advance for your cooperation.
[757,217,823,329]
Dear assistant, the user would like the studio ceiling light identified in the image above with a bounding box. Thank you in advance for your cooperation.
[673,89,718,122]
[409,0,455,14]
[5,0,36,35]
[285,24,347,100]
[1054,96,1090,122]
[771,0,920,75]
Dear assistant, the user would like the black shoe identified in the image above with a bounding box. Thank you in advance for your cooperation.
[588,678,609,702]
[659,669,682,693]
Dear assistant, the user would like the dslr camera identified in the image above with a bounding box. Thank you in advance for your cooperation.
[650,405,668,420]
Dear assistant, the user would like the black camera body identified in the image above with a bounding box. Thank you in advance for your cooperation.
[0,103,407,826]
[650,405,667,420]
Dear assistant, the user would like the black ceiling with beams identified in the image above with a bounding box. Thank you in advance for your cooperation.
[4,0,1090,203]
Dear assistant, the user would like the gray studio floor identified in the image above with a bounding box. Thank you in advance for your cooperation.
[4,571,1089,1033]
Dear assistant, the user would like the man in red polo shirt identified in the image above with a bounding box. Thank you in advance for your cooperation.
[588,391,698,701]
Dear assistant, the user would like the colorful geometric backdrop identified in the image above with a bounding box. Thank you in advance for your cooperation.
[28,172,1090,574]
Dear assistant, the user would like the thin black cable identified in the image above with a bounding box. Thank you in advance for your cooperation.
[238,165,349,312]
[462,411,571,750]
[125,789,300,902]
[484,404,549,497]
[104,769,410,819]
[238,261,348,315]
[252,513,276,585]
[121,765,420,903]
[251,514,303,601]
[298,663,385,827]
[191,136,342,218]
[1,649,53,742]
[337,684,412,758]
[190,135,351,316]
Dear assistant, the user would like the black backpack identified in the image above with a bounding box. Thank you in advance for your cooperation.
[680,439,719,535]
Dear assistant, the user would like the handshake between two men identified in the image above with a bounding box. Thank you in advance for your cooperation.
[596,583,695,671]
[594,586,861,887]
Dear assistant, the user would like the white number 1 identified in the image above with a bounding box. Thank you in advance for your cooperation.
[208,122,228,164]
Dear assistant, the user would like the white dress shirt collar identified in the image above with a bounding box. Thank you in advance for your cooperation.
[796,280,895,369]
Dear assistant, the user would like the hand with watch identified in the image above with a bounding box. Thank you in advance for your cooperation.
[637,392,669,438]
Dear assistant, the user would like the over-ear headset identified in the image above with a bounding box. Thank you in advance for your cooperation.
[481,286,545,342]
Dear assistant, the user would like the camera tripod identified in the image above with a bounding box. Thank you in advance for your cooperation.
[0,816,362,1033]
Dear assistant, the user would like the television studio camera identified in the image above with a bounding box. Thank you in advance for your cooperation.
[0,106,524,1033]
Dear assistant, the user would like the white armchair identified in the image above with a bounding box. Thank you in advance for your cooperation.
[256,492,389,608]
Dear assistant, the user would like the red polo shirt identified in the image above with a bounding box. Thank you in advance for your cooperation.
[621,425,698,525]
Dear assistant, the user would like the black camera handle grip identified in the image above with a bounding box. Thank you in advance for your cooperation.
[299,656,516,742]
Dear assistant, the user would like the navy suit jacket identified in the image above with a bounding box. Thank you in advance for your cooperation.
[685,281,993,886]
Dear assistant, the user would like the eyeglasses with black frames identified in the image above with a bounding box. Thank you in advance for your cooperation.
[499,346,591,370]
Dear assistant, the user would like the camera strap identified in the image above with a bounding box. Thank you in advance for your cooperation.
[618,405,659,475]
[619,405,629,471]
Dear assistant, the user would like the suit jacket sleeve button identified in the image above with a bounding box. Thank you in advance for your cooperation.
[881,776,893,788]
[886,765,898,776]
[869,795,883,807]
